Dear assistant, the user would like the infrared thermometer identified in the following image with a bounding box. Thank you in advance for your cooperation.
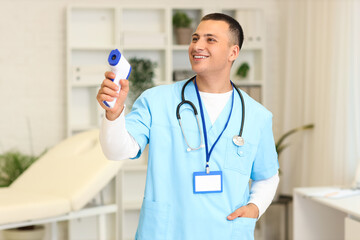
[103,49,132,108]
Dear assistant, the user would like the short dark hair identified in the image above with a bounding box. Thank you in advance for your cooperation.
[201,13,244,50]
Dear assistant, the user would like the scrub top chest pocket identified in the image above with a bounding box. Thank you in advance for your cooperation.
[225,139,257,175]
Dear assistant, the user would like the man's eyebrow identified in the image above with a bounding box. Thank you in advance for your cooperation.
[191,33,218,38]
[204,33,217,38]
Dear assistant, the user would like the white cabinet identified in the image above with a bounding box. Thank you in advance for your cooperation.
[227,8,265,103]
[294,187,360,240]
[66,7,117,136]
[67,6,266,136]
[345,217,360,240]
[118,163,147,240]
[67,5,266,240]
[66,7,171,136]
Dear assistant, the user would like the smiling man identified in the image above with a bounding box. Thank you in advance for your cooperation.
[189,19,238,93]
[97,13,279,240]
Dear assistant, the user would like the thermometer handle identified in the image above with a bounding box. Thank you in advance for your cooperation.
[103,49,132,108]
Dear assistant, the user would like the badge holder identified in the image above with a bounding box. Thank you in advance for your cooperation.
[193,171,223,194]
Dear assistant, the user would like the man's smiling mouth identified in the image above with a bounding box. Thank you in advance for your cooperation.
[193,55,209,59]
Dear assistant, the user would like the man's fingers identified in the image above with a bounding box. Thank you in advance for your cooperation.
[101,78,119,91]
[116,79,129,103]
[119,79,129,94]
[100,85,119,98]
[98,93,115,102]
[105,71,115,80]
[227,208,244,220]
[97,83,118,110]
[227,204,259,221]
[96,72,129,121]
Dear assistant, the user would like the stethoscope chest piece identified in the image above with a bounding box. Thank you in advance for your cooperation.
[232,135,245,146]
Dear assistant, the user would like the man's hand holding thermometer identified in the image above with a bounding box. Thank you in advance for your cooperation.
[97,49,132,121]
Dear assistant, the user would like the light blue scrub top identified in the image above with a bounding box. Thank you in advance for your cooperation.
[125,80,279,240]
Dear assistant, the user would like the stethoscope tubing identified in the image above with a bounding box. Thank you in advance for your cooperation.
[177,76,245,139]
[232,82,245,138]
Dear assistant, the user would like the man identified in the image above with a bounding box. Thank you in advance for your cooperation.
[97,13,279,240]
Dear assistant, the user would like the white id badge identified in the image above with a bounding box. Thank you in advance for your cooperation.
[193,171,223,194]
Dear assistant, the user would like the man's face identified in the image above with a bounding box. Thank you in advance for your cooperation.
[188,20,237,77]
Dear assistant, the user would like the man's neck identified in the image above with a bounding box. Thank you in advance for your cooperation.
[195,74,232,93]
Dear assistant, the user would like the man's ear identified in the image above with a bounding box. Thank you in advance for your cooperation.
[229,45,240,62]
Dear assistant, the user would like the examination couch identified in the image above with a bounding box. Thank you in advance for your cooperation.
[0,129,124,238]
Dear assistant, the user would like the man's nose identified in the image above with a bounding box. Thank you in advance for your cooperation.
[193,40,205,51]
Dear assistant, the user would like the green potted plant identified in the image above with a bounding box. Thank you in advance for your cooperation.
[0,151,40,187]
[273,124,314,201]
[0,150,45,240]
[128,57,156,107]
[276,123,315,174]
[236,62,250,80]
[172,11,193,45]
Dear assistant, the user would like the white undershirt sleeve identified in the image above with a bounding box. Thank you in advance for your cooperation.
[99,107,140,160]
[248,172,280,218]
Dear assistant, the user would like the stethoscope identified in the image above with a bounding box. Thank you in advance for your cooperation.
[176,76,245,152]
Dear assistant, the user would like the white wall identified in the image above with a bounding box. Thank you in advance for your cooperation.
[0,1,67,155]
[0,0,283,156]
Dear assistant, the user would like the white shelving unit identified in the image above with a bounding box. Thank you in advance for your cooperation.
[66,5,265,240]
[117,161,147,240]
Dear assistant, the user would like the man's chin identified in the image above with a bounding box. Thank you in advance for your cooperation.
[190,66,205,76]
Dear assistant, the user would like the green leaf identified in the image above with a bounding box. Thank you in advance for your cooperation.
[276,124,314,175]
[236,62,250,78]
[0,150,44,187]
[172,11,192,28]
[276,124,314,156]
[128,57,156,107]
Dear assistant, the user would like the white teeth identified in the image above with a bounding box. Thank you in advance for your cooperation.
[194,55,208,59]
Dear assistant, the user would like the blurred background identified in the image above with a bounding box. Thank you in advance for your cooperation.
[0,0,359,239]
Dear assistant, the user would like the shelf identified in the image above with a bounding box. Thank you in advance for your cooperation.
[71,64,106,86]
[70,44,117,51]
[123,45,167,51]
[122,164,147,172]
[70,87,100,128]
[234,9,264,46]
[123,49,166,85]
[0,204,117,230]
[71,50,110,65]
[122,8,166,33]
[242,42,264,50]
[70,124,99,132]
[123,201,142,210]
[69,7,115,47]
[121,31,167,49]
[172,45,190,50]
[72,82,101,88]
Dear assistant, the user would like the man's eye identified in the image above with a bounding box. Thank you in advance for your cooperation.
[208,38,216,42]
[192,37,198,42]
